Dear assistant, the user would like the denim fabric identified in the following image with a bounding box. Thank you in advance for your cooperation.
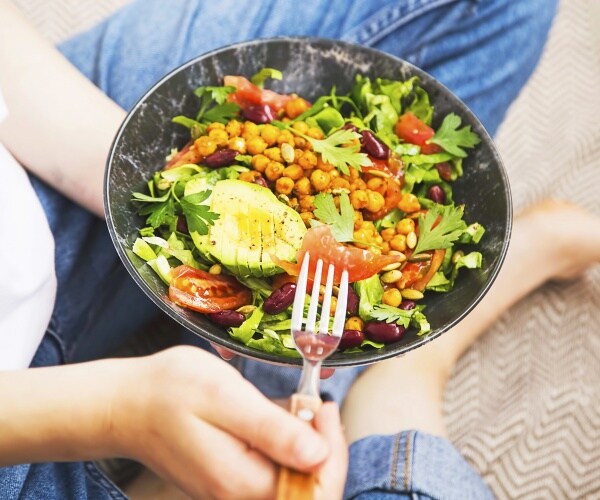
[1,0,557,498]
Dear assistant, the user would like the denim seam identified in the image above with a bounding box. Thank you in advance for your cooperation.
[390,433,402,490]
[83,462,127,500]
[341,0,461,47]
[404,431,414,491]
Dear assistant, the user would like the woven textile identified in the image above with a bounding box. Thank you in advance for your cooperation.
[14,0,600,498]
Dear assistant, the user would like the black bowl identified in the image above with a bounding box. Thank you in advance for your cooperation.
[105,37,511,368]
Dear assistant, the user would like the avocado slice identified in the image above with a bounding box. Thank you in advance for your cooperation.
[207,180,305,277]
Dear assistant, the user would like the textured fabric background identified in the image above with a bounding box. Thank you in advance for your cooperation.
[13,0,600,498]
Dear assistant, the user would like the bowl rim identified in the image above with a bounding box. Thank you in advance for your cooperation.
[105,36,512,368]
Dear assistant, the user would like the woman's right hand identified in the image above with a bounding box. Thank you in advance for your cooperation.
[114,346,347,499]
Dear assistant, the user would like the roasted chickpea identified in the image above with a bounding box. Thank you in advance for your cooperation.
[330,177,350,190]
[294,136,309,149]
[275,176,295,195]
[397,193,421,213]
[261,124,281,146]
[366,177,386,194]
[194,136,217,157]
[238,170,262,183]
[381,228,396,242]
[316,156,335,172]
[382,288,402,307]
[365,190,385,213]
[251,154,269,172]
[353,210,363,228]
[285,97,310,119]
[345,316,364,331]
[246,136,268,155]
[294,177,313,196]
[300,211,314,225]
[311,170,331,192]
[350,190,368,210]
[292,121,309,134]
[225,119,242,137]
[298,194,315,211]
[298,150,318,169]
[208,128,229,147]
[276,130,295,145]
[396,218,416,235]
[265,161,285,181]
[306,127,324,140]
[227,137,246,154]
[283,164,304,180]
[390,234,407,252]
[264,147,283,162]
[206,122,225,132]
[242,121,260,138]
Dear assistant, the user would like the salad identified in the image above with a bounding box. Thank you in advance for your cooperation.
[130,68,485,357]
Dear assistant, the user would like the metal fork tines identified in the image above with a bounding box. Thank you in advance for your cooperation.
[290,252,348,419]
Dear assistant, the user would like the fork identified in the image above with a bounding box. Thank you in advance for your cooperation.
[276,252,348,500]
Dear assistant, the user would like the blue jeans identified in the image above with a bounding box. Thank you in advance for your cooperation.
[0,0,557,498]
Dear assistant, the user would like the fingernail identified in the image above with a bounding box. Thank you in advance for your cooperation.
[296,434,328,465]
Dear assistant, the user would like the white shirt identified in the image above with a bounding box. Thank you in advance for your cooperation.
[0,90,56,370]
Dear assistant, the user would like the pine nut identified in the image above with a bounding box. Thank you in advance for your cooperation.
[281,142,295,163]
[406,231,417,249]
[236,305,257,314]
[381,261,401,271]
[381,269,403,283]
[401,289,424,300]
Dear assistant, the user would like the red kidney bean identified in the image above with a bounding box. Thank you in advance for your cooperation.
[208,310,245,327]
[399,300,416,311]
[364,321,406,343]
[342,123,358,132]
[253,175,268,188]
[243,104,274,124]
[204,148,239,168]
[428,185,446,204]
[361,130,390,159]
[346,285,359,316]
[435,162,453,181]
[263,282,297,315]
[176,215,189,234]
[339,329,364,350]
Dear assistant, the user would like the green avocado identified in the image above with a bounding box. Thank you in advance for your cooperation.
[197,180,306,278]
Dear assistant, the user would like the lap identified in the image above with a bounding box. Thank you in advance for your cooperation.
[14,0,557,497]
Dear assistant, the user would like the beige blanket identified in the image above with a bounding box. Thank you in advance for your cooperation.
[15,0,600,498]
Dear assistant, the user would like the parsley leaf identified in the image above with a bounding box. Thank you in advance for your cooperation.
[250,68,283,88]
[369,304,414,327]
[179,191,219,235]
[303,129,372,175]
[428,113,480,158]
[312,192,354,242]
[412,204,467,255]
[193,85,238,122]
[138,197,176,229]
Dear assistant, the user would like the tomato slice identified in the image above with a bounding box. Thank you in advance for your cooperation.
[164,141,201,170]
[224,75,293,114]
[397,249,446,291]
[271,226,402,284]
[395,112,441,155]
[169,265,252,313]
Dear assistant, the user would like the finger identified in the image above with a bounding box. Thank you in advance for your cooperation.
[314,402,349,500]
[320,368,335,379]
[198,377,330,472]
[211,343,236,361]
[154,415,277,500]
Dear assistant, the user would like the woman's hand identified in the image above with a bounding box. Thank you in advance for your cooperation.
[0,346,347,499]
[116,346,347,498]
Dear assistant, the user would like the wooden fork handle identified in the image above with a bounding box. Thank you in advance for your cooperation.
[276,394,323,500]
